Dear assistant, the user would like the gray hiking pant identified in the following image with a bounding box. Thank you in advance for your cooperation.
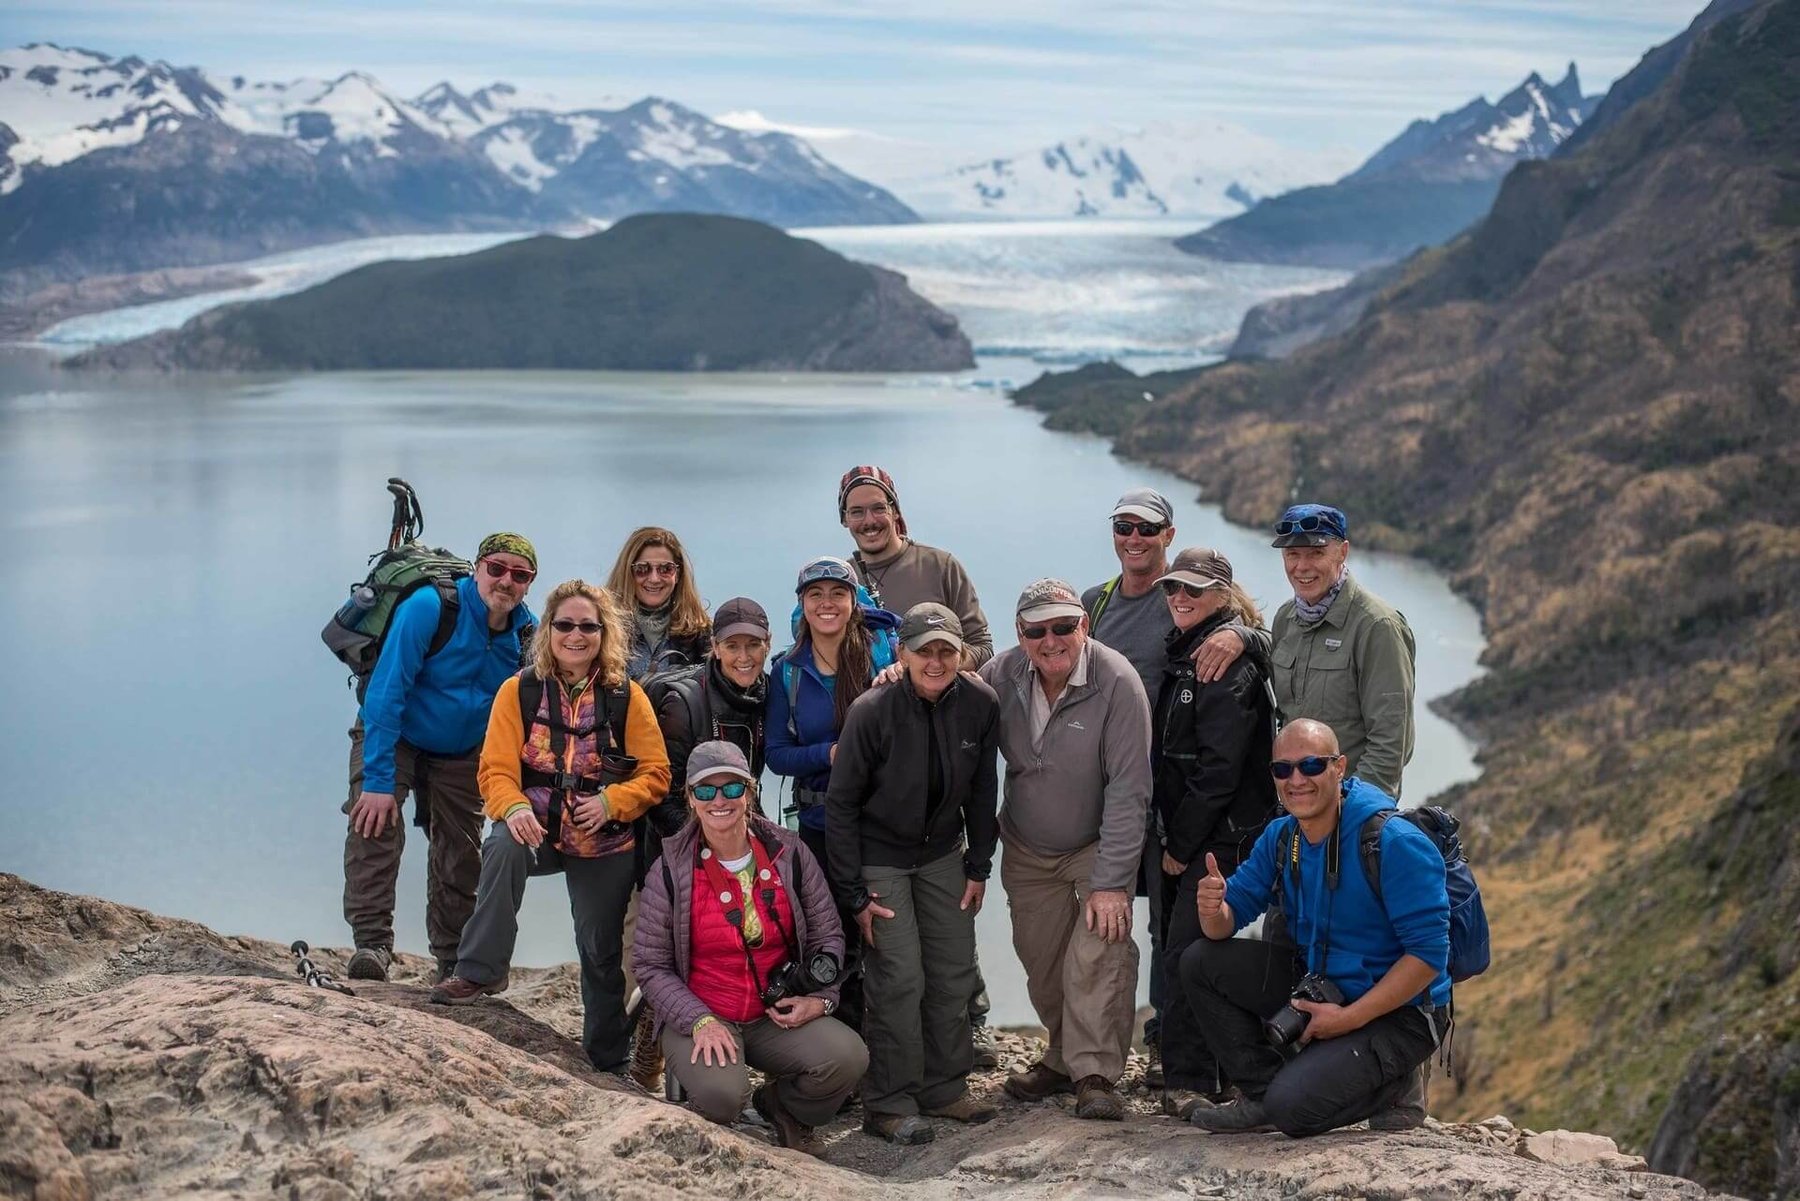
[662,1016,868,1127]
[342,722,484,966]
[453,824,636,1072]
[859,847,979,1116]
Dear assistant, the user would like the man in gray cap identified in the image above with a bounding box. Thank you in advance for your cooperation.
[827,602,1001,1143]
[980,579,1152,1121]
[1080,488,1270,1087]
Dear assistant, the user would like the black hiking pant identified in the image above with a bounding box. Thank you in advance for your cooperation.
[1177,935,1443,1136]
[1157,846,1248,1093]
[800,824,866,1034]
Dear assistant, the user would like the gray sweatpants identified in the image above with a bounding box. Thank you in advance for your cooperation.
[859,847,979,1116]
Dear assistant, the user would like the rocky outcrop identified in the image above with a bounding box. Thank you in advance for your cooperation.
[1226,260,1406,359]
[0,875,1726,1201]
[64,214,975,373]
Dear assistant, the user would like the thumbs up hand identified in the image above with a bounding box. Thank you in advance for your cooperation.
[1196,852,1227,920]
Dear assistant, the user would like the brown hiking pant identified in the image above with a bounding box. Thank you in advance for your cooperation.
[342,722,485,966]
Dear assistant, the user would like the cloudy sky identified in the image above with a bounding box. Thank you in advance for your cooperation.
[6,0,1705,170]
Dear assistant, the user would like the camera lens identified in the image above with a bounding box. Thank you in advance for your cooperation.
[1263,1004,1310,1047]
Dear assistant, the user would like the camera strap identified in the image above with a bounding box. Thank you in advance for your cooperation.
[1281,793,1344,975]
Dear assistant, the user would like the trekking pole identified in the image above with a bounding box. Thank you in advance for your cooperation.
[384,479,413,551]
[290,940,357,996]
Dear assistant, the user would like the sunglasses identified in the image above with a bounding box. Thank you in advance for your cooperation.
[1113,519,1167,537]
[1020,619,1080,640]
[1269,754,1343,780]
[1159,579,1214,599]
[480,558,536,585]
[550,619,603,634]
[691,782,749,801]
[632,561,680,578]
[1275,513,1339,537]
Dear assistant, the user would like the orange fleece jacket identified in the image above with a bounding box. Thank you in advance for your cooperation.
[478,674,672,826]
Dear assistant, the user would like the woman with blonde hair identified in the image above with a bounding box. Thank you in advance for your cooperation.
[1147,548,1278,1118]
[432,579,671,1077]
[605,527,711,681]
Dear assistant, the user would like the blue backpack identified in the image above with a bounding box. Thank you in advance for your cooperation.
[1360,806,1491,983]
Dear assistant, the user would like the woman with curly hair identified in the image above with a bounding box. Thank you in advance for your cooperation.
[605,526,712,681]
[432,579,670,1076]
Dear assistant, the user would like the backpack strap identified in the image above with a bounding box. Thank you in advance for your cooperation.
[1086,575,1121,628]
[1358,808,1396,903]
[424,575,461,659]
[782,657,801,742]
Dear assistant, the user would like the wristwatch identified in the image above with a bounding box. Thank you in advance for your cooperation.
[821,998,837,1015]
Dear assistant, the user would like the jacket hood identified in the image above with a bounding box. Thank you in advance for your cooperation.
[1339,775,1398,831]
[661,812,801,866]
[1165,610,1230,660]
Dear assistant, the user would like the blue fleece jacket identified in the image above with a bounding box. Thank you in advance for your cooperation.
[358,574,536,794]
[1225,776,1451,1008]
[765,606,900,833]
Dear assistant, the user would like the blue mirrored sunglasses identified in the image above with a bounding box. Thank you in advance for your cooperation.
[691,782,749,801]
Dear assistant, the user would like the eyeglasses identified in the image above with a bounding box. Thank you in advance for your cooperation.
[1020,619,1080,640]
[1113,519,1166,537]
[691,782,749,801]
[550,619,603,634]
[1269,754,1343,780]
[631,561,680,579]
[480,559,536,585]
[845,503,891,521]
[1275,513,1338,537]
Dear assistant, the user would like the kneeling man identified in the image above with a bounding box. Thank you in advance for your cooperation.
[1181,718,1448,1136]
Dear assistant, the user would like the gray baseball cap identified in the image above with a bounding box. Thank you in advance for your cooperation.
[1156,546,1234,591]
[1110,487,1174,525]
[1016,578,1085,623]
[899,602,964,651]
[686,740,755,785]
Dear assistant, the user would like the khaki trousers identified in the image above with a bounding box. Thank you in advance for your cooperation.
[1000,837,1138,1083]
[662,1016,868,1127]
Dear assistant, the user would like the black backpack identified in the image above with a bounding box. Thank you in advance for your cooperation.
[321,479,469,701]
[644,663,710,750]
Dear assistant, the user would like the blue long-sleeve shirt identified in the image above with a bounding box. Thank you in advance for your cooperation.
[1224,776,1451,1008]
[358,574,535,794]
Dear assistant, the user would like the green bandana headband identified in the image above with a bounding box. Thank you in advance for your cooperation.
[477,532,537,570]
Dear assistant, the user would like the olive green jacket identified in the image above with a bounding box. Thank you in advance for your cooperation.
[1269,574,1416,798]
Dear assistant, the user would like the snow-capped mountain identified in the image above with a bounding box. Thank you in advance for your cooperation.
[0,43,917,292]
[1176,64,1602,269]
[1347,63,1597,185]
[901,120,1354,220]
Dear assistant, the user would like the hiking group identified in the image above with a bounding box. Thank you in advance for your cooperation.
[325,468,1485,1155]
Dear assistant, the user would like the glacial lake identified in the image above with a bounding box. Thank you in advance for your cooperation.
[1,222,1481,1024]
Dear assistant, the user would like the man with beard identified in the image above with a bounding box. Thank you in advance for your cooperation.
[343,532,539,983]
[837,463,999,1064]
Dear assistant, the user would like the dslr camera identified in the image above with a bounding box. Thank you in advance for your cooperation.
[759,949,841,1009]
[1263,972,1347,1048]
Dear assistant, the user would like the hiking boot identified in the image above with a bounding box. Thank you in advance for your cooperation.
[1003,1060,1074,1102]
[628,1007,664,1091]
[753,1085,821,1155]
[428,973,509,1005]
[923,1093,999,1124]
[1073,1075,1124,1121]
[1189,1098,1275,1134]
[862,1112,935,1145]
[1143,1041,1165,1090]
[970,1022,1001,1070]
[435,960,457,985]
[1161,1089,1218,1121]
[347,946,391,982]
[1368,1064,1429,1131]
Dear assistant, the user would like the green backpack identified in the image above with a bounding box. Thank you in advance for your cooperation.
[321,479,471,701]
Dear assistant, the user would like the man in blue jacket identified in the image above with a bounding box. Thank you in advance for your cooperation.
[1180,718,1449,1136]
[342,532,539,983]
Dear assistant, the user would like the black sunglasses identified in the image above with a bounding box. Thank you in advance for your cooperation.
[551,619,604,634]
[691,782,749,801]
[480,558,536,585]
[1020,619,1080,640]
[1269,754,1343,780]
[1113,519,1167,537]
[1159,579,1213,599]
[1275,513,1337,537]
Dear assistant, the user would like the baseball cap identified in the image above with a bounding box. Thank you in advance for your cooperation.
[1016,578,1085,624]
[795,555,858,593]
[1270,504,1349,548]
[686,740,755,785]
[899,602,963,651]
[711,597,769,641]
[1156,547,1234,591]
[1109,488,1174,525]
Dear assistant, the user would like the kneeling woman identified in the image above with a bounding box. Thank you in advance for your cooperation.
[433,580,670,1076]
[633,741,867,1153]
